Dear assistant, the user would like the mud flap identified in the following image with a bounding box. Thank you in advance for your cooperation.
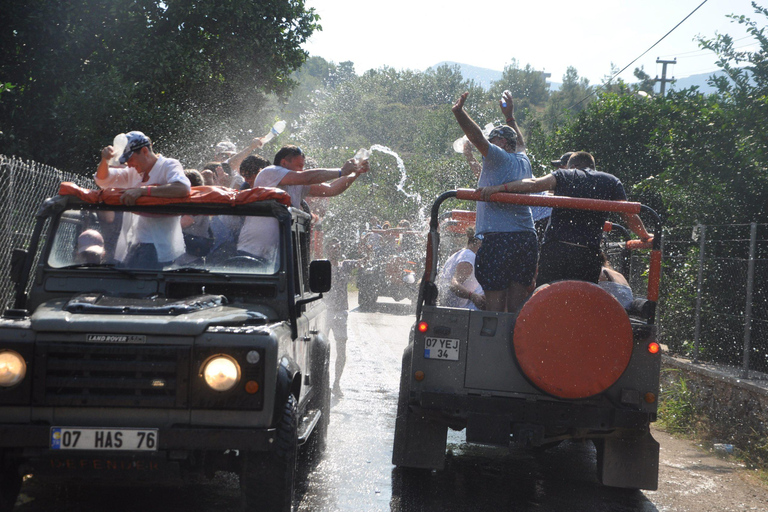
[596,431,659,490]
[392,407,448,470]
[391,347,447,470]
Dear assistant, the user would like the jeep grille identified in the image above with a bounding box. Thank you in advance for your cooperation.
[33,343,190,408]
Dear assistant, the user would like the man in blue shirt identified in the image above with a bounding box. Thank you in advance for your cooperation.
[452,91,537,312]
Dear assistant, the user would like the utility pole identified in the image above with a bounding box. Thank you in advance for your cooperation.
[655,58,676,96]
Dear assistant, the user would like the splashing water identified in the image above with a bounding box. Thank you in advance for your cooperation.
[368,144,427,227]
[369,144,421,203]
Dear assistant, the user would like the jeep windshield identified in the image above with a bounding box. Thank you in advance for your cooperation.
[47,204,280,275]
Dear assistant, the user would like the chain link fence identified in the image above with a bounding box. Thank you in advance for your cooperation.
[0,155,93,310]
[657,223,768,377]
[0,155,765,378]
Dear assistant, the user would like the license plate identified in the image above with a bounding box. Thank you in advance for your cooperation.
[424,337,460,361]
[50,428,158,451]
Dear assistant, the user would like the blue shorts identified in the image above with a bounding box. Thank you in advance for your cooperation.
[475,231,538,291]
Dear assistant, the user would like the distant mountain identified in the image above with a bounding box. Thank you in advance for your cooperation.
[430,61,503,90]
[429,61,727,95]
[666,71,724,94]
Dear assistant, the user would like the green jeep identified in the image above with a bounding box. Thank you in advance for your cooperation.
[0,184,332,512]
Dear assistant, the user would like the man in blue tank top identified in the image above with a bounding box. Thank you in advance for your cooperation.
[452,91,537,312]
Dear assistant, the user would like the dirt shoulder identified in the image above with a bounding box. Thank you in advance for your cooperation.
[648,425,768,511]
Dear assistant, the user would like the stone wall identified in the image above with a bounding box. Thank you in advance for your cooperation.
[662,354,768,463]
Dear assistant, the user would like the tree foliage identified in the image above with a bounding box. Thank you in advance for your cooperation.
[0,0,319,172]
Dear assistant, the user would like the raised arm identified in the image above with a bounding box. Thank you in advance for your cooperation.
[97,146,116,181]
[500,90,525,151]
[452,92,490,157]
[228,137,265,171]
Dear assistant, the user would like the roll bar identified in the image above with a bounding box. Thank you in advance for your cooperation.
[418,190,663,321]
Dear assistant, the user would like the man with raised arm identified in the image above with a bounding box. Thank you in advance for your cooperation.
[96,131,191,268]
[478,151,653,286]
[237,145,367,261]
[451,91,537,313]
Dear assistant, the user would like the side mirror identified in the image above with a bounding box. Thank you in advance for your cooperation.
[309,259,332,293]
[10,248,28,286]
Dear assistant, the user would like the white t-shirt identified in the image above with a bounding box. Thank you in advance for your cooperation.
[95,156,191,262]
[237,165,310,260]
[437,248,483,309]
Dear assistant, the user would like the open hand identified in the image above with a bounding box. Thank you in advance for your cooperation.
[500,90,515,120]
[452,92,469,113]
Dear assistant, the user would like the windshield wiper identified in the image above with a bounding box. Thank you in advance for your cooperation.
[58,263,139,278]
[165,267,211,274]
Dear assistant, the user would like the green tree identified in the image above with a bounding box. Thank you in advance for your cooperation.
[633,66,656,95]
[542,66,593,131]
[0,0,319,172]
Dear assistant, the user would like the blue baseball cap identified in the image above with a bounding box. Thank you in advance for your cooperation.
[119,131,151,164]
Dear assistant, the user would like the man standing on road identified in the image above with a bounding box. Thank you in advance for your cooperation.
[96,131,191,268]
[479,151,653,286]
[324,238,361,397]
[451,91,537,312]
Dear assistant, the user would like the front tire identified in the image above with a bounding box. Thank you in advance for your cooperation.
[306,344,331,458]
[0,453,21,512]
[241,395,298,512]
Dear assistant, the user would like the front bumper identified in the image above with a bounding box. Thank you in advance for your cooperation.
[0,424,276,451]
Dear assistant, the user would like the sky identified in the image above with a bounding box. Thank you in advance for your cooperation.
[302,0,761,84]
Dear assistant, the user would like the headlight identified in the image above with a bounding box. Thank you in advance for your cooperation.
[201,355,240,392]
[0,350,26,387]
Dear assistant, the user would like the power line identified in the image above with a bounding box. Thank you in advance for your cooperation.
[570,0,710,108]
[657,35,755,58]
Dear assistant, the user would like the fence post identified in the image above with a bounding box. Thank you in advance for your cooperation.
[741,222,757,378]
[693,224,706,364]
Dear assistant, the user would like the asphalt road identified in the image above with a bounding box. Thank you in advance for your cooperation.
[13,294,768,511]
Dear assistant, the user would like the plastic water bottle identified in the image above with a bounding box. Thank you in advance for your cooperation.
[354,148,371,164]
[262,120,286,143]
[452,135,468,153]
[109,133,128,166]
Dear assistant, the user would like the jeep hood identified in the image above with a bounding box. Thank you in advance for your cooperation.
[30,294,273,336]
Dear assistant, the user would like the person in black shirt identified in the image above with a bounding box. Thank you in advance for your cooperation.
[478,151,652,286]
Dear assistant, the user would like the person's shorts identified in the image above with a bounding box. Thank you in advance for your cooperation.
[475,231,538,291]
[536,241,602,286]
[328,312,348,341]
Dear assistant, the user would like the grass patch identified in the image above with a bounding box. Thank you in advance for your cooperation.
[657,368,768,484]
[657,368,697,435]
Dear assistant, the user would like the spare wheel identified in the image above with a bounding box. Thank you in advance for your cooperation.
[513,281,633,399]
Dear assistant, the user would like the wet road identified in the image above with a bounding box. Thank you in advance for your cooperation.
[14,294,768,511]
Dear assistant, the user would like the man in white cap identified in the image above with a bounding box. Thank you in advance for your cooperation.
[96,131,191,268]
[76,229,106,264]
